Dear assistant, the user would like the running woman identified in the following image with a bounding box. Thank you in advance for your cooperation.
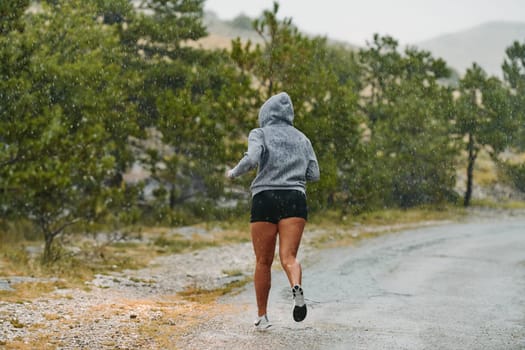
[226,92,320,330]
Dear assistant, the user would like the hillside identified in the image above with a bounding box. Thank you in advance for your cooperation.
[415,21,525,77]
[198,11,358,51]
[195,11,262,49]
[201,13,525,79]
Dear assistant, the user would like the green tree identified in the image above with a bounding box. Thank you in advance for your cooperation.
[455,63,513,206]
[0,0,139,262]
[499,40,525,193]
[502,40,525,150]
[154,51,258,214]
[96,0,257,217]
[359,35,457,208]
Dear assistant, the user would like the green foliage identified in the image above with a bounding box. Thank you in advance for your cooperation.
[0,0,30,35]
[502,40,525,150]
[500,161,525,193]
[0,0,140,262]
[93,0,133,24]
[0,0,523,265]
[503,40,525,92]
[102,0,256,213]
[124,0,207,54]
[455,63,514,206]
[359,35,457,208]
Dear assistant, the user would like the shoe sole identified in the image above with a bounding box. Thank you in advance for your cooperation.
[254,324,272,331]
[293,304,307,322]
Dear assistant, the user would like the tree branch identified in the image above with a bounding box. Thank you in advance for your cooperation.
[51,218,81,238]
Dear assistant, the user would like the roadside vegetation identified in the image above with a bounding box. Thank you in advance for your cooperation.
[2,197,522,302]
[1,0,524,282]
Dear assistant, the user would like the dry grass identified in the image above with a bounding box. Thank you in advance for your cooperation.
[77,296,227,349]
[308,206,463,249]
[178,277,252,304]
[136,298,233,349]
[470,198,525,209]
[474,150,499,185]
[9,224,231,285]
[43,313,62,321]
[0,281,67,303]
[0,224,251,301]
[310,206,462,228]
[2,336,54,350]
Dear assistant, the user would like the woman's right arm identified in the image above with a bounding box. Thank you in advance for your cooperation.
[228,129,264,178]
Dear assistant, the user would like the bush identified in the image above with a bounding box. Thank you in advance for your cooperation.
[500,161,525,193]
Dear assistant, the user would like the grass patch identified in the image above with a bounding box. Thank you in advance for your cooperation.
[310,205,464,229]
[0,239,157,298]
[354,206,465,225]
[9,318,25,329]
[222,269,244,277]
[308,206,466,249]
[2,335,55,350]
[43,313,62,321]
[474,151,499,186]
[470,199,525,210]
[0,224,251,300]
[152,235,217,254]
[0,281,66,303]
[178,277,252,303]
[135,297,226,349]
[129,277,156,285]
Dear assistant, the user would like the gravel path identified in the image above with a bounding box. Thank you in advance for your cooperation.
[0,242,256,349]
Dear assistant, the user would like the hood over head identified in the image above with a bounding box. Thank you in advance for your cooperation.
[258,92,294,127]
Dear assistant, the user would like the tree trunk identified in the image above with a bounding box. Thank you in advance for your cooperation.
[43,231,55,264]
[267,79,273,99]
[169,186,176,209]
[464,132,477,207]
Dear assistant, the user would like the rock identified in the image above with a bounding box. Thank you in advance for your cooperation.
[0,280,14,291]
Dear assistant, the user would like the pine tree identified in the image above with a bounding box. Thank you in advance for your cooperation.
[0,0,139,262]
[359,35,458,208]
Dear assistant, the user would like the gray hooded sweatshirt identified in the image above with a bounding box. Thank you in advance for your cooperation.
[229,92,320,196]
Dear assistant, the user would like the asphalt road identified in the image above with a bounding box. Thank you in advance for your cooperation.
[177,216,525,349]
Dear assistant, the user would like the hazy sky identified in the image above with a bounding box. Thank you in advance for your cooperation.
[204,0,525,46]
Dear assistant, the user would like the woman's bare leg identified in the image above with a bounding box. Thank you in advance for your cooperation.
[251,222,278,317]
[278,217,306,287]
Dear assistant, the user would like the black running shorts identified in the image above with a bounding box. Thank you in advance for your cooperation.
[250,190,308,224]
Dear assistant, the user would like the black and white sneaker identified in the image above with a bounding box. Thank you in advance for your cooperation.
[254,315,272,331]
[292,285,307,322]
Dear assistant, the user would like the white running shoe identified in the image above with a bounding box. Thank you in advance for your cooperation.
[292,285,307,322]
[254,315,272,331]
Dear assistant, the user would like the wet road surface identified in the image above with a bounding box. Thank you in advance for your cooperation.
[177,217,525,349]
